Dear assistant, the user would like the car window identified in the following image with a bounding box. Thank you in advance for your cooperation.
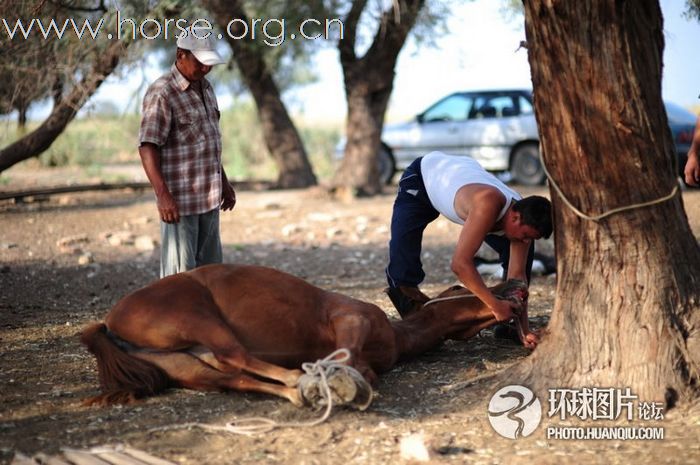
[519,96,534,115]
[469,95,519,119]
[422,94,472,122]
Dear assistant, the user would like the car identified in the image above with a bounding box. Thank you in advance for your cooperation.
[377,89,542,185]
[665,101,697,178]
[337,89,696,185]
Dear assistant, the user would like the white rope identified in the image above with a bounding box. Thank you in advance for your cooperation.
[540,150,680,222]
[423,293,474,307]
[148,349,372,437]
[423,280,527,307]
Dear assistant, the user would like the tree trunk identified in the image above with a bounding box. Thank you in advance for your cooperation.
[203,0,317,189]
[0,40,127,173]
[510,0,700,407]
[17,104,27,130]
[333,0,425,196]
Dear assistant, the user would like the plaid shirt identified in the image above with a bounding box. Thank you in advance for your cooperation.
[139,65,222,216]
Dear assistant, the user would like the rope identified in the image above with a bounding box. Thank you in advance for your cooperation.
[148,349,372,437]
[424,281,527,307]
[540,150,680,222]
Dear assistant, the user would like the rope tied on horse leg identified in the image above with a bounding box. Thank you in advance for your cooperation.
[147,349,373,437]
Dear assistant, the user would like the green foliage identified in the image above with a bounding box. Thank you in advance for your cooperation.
[498,0,524,21]
[685,0,700,19]
[219,101,272,180]
[38,114,142,168]
[0,104,340,181]
[685,0,700,21]
[219,101,340,181]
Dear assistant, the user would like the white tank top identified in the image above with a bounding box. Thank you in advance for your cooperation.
[421,151,521,226]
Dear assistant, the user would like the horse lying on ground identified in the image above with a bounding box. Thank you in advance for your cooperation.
[81,264,527,407]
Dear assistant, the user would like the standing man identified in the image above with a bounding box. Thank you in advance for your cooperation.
[385,151,552,349]
[139,27,236,277]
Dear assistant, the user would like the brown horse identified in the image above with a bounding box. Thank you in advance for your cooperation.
[81,264,526,407]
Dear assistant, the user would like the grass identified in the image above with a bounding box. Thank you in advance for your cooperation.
[0,103,341,184]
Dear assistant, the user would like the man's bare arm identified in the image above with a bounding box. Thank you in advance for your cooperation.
[139,143,179,223]
[508,239,539,348]
[685,115,700,186]
[451,189,519,321]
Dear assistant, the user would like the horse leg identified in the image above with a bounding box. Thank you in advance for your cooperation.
[180,321,303,388]
[329,313,379,385]
[107,279,303,388]
[134,351,303,406]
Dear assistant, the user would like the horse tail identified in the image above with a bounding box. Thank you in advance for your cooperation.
[80,322,171,406]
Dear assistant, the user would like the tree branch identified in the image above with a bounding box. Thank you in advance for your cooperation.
[339,0,368,65]
[0,39,128,172]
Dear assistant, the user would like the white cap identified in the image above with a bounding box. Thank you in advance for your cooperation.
[176,27,225,66]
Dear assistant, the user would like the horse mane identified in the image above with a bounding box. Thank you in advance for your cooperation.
[80,323,171,405]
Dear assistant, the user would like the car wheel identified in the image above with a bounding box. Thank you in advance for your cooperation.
[378,144,396,185]
[510,143,546,186]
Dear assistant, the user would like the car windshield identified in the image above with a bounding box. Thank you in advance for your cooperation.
[665,102,697,125]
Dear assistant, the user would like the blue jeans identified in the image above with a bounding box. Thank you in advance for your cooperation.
[385,157,534,288]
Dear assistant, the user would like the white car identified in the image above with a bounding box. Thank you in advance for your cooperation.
[337,90,695,186]
[335,89,544,185]
[380,89,542,185]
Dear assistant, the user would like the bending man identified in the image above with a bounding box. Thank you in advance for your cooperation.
[385,151,553,349]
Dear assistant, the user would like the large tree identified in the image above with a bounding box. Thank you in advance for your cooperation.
[333,0,425,196]
[508,0,700,406]
[202,0,317,189]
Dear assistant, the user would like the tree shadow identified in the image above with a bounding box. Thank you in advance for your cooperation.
[0,229,555,461]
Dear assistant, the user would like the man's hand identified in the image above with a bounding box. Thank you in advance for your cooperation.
[490,298,518,322]
[521,330,539,349]
[156,190,179,223]
[221,181,236,211]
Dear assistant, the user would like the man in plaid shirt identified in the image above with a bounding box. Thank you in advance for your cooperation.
[139,28,236,277]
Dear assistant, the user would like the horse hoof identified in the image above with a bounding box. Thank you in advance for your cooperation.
[297,370,358,408]
[298,373,323,408]
[326,370,358,404]
[297,368,373,410]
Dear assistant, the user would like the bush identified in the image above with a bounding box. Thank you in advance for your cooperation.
[1,103,341,182]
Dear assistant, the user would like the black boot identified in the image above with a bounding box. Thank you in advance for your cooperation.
[385,286,425,318]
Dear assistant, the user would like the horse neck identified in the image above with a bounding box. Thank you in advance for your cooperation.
[390,299,493,358]
[390,307,449,358]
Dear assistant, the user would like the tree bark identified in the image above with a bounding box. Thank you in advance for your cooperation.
[333,0,425,196]
[203,0,317,189]
[0,40,127,173]
[510,0,700,406]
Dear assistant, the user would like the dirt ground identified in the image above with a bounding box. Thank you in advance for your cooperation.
[1,166,699,464]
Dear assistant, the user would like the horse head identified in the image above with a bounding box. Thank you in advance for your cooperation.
[419,279,529,341]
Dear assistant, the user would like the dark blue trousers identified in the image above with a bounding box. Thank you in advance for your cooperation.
[385,157,534,288]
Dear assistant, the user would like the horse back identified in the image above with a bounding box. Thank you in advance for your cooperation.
[197,265,395,363]
[104,264,389,367]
